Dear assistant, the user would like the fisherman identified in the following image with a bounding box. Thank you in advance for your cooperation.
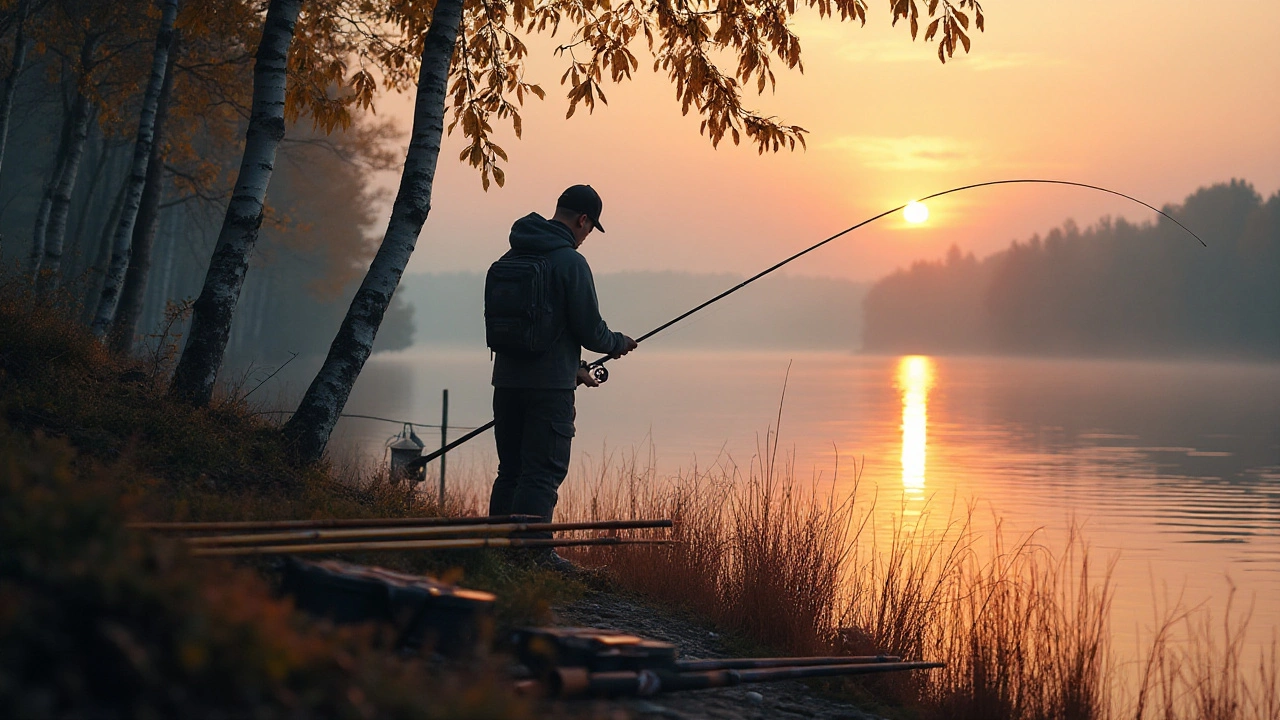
[485,184,637,572]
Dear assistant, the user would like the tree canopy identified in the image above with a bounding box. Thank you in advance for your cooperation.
[359,0,985,188]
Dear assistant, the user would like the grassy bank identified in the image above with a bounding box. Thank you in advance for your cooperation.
[0,431,531,718]
[0,287,584,718]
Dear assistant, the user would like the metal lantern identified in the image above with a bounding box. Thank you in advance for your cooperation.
[388,424,425,483]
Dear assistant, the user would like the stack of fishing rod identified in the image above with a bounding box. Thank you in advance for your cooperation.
[130,514,674,557]
[512,628,944,699]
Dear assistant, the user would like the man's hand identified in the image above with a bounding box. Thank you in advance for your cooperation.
[576,366,600,387]
[611,335,638,359]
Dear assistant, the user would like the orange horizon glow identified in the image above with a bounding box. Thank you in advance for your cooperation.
[383,1,1279,283]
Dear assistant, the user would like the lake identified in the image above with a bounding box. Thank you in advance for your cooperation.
[327,349,1280,658]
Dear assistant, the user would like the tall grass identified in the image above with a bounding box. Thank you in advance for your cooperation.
[1126,586,1279,720]
[552,432,854,656]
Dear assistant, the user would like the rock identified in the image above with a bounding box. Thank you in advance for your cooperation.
[745,691,764,704]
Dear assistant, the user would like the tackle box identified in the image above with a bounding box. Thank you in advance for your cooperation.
[280,557,495,657]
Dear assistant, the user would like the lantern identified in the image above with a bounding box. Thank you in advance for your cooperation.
[388,424,425,483]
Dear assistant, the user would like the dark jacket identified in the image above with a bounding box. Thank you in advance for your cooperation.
[491,213,626,389]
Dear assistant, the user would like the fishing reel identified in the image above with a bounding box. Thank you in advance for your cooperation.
[581,361,609,385]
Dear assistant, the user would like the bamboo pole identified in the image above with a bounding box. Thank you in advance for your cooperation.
[128,514,543,533]
[191,535,672,558]
[184,519,674,547]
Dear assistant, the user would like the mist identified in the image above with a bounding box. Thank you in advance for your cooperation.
[402,180,1278,360]
[399,270,867,352]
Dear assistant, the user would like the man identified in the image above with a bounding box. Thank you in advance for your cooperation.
[487,184,637,569]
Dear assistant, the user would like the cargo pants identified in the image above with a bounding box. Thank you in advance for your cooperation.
[488,387,576,538]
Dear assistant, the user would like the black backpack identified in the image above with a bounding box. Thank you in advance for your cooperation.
[484,253,561,356]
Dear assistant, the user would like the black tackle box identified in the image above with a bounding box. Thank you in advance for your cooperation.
[280,557,496,657]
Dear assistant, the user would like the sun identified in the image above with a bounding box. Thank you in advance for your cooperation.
[903,201,929,224]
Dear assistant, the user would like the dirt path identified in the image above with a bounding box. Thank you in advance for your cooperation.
[548,590,885,720]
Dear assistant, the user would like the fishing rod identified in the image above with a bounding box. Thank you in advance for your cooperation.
[675,654,902,671]
[408,179,1206,471]
[545,660,946,698]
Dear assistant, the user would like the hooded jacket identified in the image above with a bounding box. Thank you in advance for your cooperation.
[491,213,627,389]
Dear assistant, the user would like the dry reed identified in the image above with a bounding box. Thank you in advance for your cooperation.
[526,437,1276,720]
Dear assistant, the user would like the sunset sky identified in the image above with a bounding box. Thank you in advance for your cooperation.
[383,0,1280,282]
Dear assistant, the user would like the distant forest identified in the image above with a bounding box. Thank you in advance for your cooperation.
[400,271,867,351]
[0,42,413,372]
[863,181,1280,358]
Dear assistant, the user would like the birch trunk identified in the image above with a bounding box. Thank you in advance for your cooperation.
[28,188,53,277]
[28,114,70,279]
[108,45,177,353]
[66,134,109,277]
[37,34,102,294]
[168,0,300,406]
[0,0,32,182]
[92,0,179,339]
[77,175,128,325]
[283,0,466,464]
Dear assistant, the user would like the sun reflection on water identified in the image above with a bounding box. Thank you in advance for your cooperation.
[896,356,935,509]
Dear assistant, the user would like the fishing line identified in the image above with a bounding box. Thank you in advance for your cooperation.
[408,178,1207,469]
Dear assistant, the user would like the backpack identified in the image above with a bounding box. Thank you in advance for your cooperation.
[484,253,561,356]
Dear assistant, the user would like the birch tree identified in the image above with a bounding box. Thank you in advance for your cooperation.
[283,0,466,461]
[166,0,389,404]
[33,32,100,292]
[281,0,986,463]
[107,38,178,353]
[90,0,180,338]
[0,0,36,182]
[26,104,65,278]
[25,0,152,290]
[167,0,301,406]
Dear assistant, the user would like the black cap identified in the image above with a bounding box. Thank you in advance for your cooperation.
[556,184,605,233]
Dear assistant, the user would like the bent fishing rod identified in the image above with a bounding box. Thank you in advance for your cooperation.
[407,179,1206,471]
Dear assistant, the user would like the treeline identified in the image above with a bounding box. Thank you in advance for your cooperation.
[0,3,411,371]
[0,0,434,463]
[0,100,414,371]
[400,270,866,350]
[863,180,1280,358]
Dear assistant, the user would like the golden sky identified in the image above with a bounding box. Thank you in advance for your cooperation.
[386,0,1280,282]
